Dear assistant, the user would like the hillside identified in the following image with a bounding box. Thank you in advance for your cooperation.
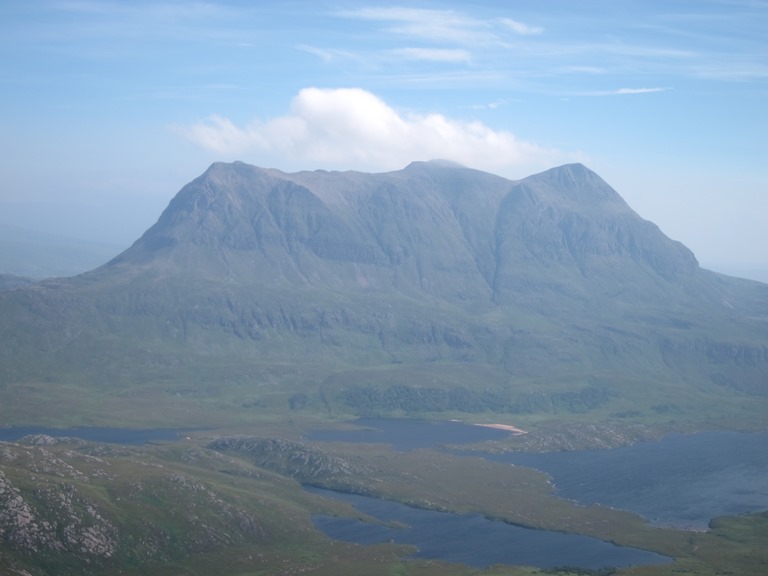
[0,161,766,429]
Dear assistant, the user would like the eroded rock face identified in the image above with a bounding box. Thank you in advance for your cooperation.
[0,470,52,552]
[0,467,118,559]
[0,440,273,575]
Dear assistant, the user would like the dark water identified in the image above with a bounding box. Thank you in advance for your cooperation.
[310,419,768,529]
[470,430,768,529]
[0,426,190,445]
[307,486,671,569]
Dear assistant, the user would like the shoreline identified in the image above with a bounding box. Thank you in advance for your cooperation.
[474,423,528,435]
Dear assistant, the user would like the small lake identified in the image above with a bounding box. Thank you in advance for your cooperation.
[310,419,768,529]
[0,426,190,445]
[306,486,671,570]
[471,429,768,530]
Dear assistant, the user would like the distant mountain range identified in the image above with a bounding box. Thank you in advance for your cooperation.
[1,161,766,427]
[0,223,124,279]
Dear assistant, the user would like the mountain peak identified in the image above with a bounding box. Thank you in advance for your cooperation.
[523,163,626,206]
[492,163,699,282]
[404,159,468,171]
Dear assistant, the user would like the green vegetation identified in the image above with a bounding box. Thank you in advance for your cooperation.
[1,433,766,575]
[542,569,616,576]
[339,383,613,415]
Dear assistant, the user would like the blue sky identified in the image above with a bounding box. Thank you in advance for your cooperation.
[2,0,767,280]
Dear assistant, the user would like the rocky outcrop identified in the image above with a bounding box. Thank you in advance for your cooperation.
[0,468,118,560]
[208,436,374,491]
[0,440,275,575]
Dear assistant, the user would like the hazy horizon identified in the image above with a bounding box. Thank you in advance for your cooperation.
[2,1,766,282]
[2,160,767,285]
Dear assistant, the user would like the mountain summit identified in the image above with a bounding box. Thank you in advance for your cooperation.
[109,161,697,302]
[1,161,766,426]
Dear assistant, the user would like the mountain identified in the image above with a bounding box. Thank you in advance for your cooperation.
[0,161,766,428]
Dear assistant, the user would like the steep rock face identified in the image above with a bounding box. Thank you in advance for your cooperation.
[105,161,701,307]
[491,164,699,305]
[109,160,512,302]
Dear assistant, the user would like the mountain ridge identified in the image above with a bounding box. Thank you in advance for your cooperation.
[106,161,700,299]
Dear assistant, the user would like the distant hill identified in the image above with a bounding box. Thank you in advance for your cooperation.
[0,161,766,428]
[0,223,124,279]
[0,274,36,292]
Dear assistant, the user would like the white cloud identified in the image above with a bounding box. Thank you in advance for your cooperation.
[498,17,543,36]
[177,87,574,175]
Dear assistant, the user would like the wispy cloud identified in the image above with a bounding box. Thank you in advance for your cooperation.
[614,87,668,94]
[388,48,471,63]
[44,0,253,48]
[572,87,669,96]
[464,98,520,110]
[497,17,543,36]
[328,6,711,89]
[296,44,361,63]
[176,87,575,174]
[340,7,490,45]
[558,65,609,75]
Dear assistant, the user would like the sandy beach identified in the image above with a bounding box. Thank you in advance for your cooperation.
[474,423,528,435]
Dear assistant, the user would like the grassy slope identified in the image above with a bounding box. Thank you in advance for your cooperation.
[3,259,766,435]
